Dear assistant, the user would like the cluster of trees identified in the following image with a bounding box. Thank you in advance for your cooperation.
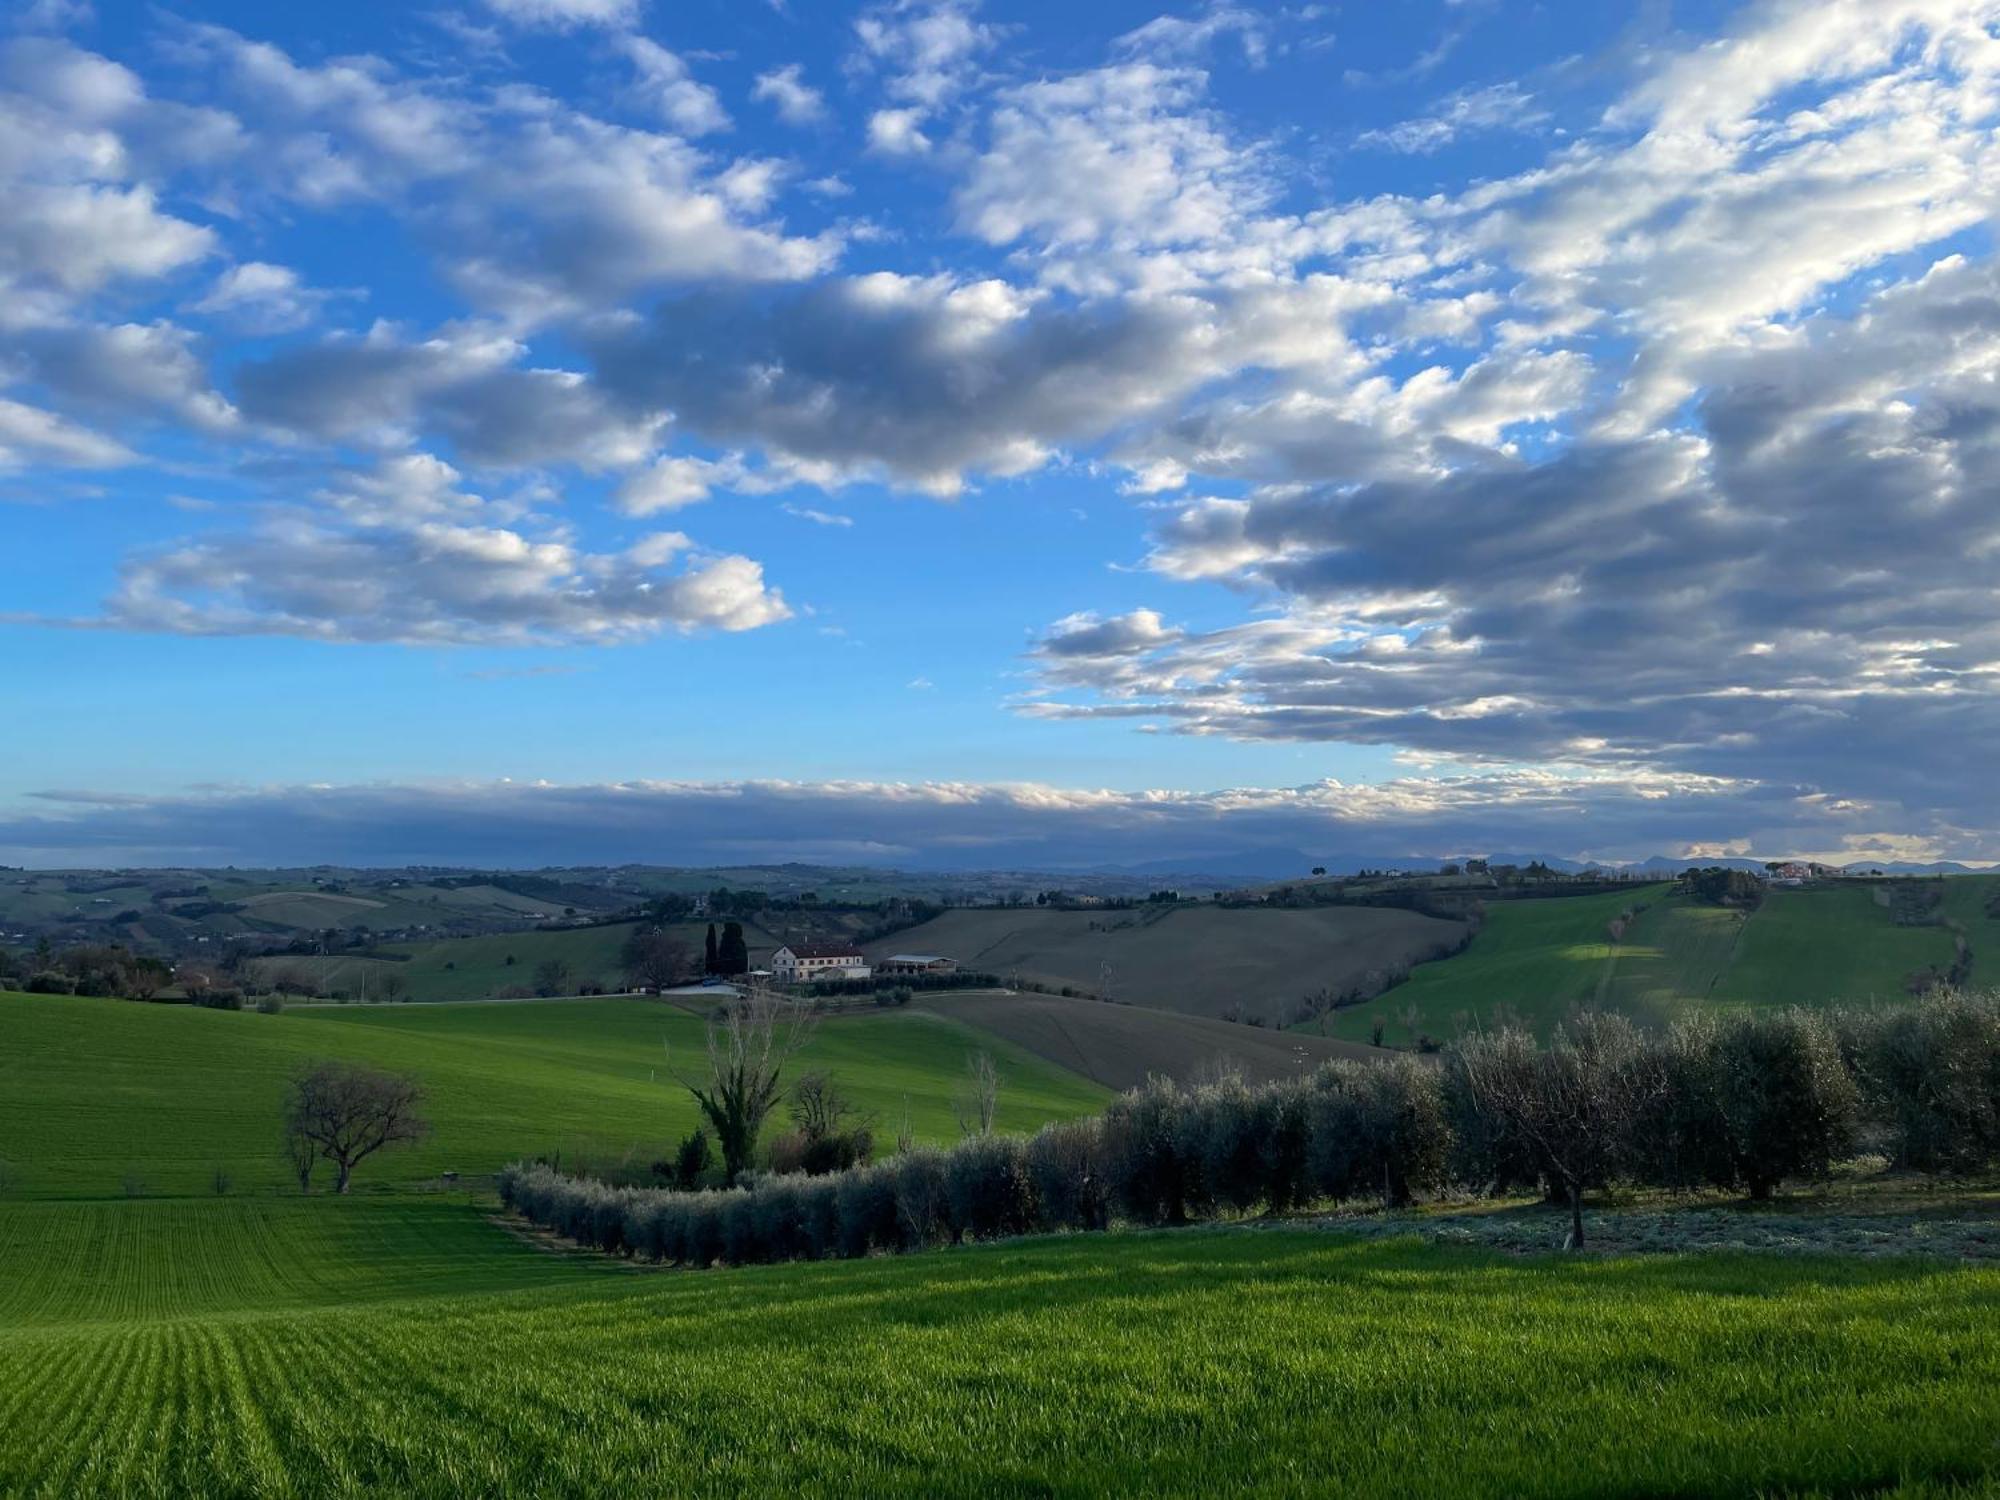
[1678,866,1765,907]
[2,942,172,999]
[506,991,2000,1268]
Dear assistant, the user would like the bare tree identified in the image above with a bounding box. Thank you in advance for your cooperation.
[123,957,171,1002]
[623,928,691,993]
[282,1061,429,1194]
[790,1070,866,1141]
[374,971,408,1004]
[954,1049,1002,1137]
[533,957,572,998]
[1455,1014,1659,1250]
[675,986,813,1182]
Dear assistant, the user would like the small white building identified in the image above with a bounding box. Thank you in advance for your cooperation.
[770,943,871,985]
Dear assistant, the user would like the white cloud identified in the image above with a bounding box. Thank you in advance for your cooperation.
[479,0,639,29]
[867,107,931,155]
[753,63,826,125]
[621,37,730,136]
[0,395,128,468]
[188,261,336,334]
[83,456,790,646]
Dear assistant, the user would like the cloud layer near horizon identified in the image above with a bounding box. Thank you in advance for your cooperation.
[0,771,1945,871]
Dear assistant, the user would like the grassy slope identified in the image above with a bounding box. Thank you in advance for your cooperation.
[1318,883,1974,1042]
[0,992,1109,1198]
[872,904,1464,1021]
[0,1203,1995,1497]
[1313,886,1665,1043]
[1712,886,1958,1006]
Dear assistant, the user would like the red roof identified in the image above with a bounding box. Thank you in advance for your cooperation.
[784,942,865,960]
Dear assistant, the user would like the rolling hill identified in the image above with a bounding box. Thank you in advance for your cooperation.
[925,990,1388,1091]
[0,991,1110,1199]
[1308,878,2000,1043]
[867,904,1464,1023]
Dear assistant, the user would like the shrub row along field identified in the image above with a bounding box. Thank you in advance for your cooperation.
[868,904,1464,1023]
[0,992,1109,1198]
[2,1211,1996,1498]
[1318,882,1990,1043]
[510,993,2000,1268]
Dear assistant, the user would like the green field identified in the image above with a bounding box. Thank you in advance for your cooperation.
[1315,883,1982,1043]
[0,992,1110,1198]
[1,1199,1996,1496]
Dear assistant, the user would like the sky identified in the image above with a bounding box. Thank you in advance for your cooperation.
[2,0,1999,871]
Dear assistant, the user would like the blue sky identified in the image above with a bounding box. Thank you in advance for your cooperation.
[3,0,1999,870]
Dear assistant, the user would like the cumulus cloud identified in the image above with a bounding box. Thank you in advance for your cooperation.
[753,63,826,125]
[0,395,129,468]
[188,261,338,334]
[233,323,663,467]
[620,37,730,136]
[73,455,790,646]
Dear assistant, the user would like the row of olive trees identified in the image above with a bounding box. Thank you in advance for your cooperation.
[502,991,2000,1265]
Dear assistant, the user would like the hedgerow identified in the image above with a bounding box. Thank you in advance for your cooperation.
[500,990,2000,1268]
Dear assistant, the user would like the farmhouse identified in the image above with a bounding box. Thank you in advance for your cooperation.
[771,942,870,984]
[876,953,959,977]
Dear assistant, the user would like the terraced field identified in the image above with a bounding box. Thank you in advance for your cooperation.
[1,1204,1996,1497]
[0,991,1109,1198]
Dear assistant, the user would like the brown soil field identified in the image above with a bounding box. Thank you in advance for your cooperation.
[922,990,1388,1091]
[868,904,1464,1022]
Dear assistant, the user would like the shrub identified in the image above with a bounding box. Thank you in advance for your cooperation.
[1848,991,2000,1171]
[24,972,75,995]
[892,1147,952,1248]
[836,1162,904,1257]
[669,1129,713,1190]
[256,994,285,1015]
[195,989,244,1011]
[1306,1056,1449,1207]
[1709,1009,1858,1198]
[1026,1118,1110,1231]
[1099,1077,1205,1225]
[944,1134,1035,1242]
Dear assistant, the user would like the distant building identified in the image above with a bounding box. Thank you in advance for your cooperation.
[1771,861,1814,886]
[877,953,959,977]
[770,943,870,984]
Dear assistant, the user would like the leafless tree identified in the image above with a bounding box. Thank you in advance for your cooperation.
[373,971,408,1004]
[790,1070,866,1141]
[954,1049,1002,1137]
[124,958,170,1001]
[624,928,691,993]
[1455,1014,1660,1250]
[674,985,813,1182]
[269,967,318,1000]
[282,1061,429,1194]
[533,957,572,997]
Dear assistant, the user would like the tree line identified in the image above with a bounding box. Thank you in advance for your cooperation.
[502,990,2000,1267]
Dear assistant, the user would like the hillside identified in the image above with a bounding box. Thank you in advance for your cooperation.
[1310,880,1997,1043]
[926,991,1389,1091]
[868,904,1464,1023]
[0,992,1110,1199]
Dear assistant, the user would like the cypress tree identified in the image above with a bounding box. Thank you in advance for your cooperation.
[718,921,749,976]
[704,922,719,975]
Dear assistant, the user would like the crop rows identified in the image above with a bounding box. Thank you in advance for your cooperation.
[3,1220,1997,1497]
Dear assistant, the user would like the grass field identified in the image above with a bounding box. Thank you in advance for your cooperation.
[871,904,1463,1022]
[1315,883,1975,1043]
[1,1201,1996,1496]
[0,992,1109,1198]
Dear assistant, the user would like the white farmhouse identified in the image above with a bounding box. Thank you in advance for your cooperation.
[770,942,871,985]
